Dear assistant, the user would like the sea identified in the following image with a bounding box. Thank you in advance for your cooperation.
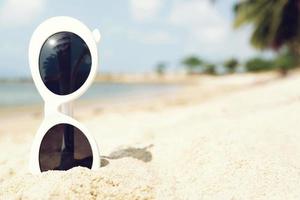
[0,82,179,107]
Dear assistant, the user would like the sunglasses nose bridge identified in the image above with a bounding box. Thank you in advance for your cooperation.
[44,100,61,117]
[44,102,59,117]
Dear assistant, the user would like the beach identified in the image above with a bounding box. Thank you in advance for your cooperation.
[0,72,300,199]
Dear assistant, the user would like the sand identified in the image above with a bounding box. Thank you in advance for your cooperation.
[0,73,300,199]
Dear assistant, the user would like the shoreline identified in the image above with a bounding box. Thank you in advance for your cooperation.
[0,71,281,125]
[0,69,286,84]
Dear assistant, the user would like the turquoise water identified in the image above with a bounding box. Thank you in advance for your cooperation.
[0,82,179,107]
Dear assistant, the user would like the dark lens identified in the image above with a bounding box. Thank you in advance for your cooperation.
[39,32,92,95]
[39,123,93,172]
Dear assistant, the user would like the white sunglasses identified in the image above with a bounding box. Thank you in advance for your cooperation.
[28,16,101,174]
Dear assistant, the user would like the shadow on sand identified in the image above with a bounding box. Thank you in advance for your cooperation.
[100,144,153,167]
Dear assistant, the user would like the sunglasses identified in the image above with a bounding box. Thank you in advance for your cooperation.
[28,16,101,174]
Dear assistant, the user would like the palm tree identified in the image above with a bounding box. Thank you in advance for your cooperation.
[224,58,239,73]
[204,63,216,75]
[155,62,167,75]
[182,56,203,74]
[234,0,300,58]
[274,49,297,76]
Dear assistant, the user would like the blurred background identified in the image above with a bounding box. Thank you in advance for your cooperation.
[0,0,298,108]
[1,1,300,198]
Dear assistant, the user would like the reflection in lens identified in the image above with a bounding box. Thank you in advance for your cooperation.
[39,32,92,95]
[39,123,93,172]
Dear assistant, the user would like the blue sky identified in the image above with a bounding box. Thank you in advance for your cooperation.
[0,0,260,77]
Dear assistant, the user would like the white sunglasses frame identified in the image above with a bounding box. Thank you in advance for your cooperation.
[28,16,101,174]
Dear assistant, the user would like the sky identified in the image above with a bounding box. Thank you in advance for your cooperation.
[0,0,261,78]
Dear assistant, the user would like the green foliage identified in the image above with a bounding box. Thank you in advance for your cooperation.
[180,52,299,75]
[204,63,216,75]
[234,0,300,51]
[224,58,239,73]
[155,62,167,75]
[274,50,298,75]
[233,0,300,75]
[245,57,274,72]
[182,56,203,74]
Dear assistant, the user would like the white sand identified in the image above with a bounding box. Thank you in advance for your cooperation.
[0,73,300,199]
